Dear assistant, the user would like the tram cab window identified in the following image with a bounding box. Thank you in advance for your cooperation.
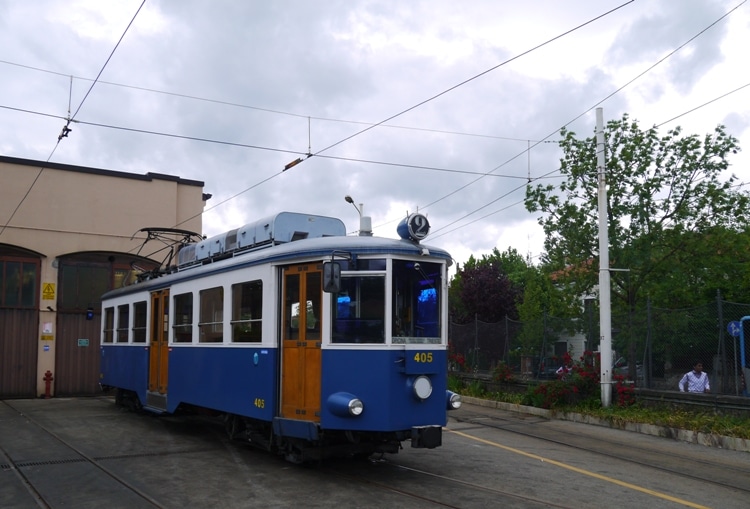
[199,287,224,343]
[392,260,441,345]
[331,274,385,343]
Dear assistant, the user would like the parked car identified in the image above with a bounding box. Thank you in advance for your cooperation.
[613,357,643,379]
[537,357,562,379]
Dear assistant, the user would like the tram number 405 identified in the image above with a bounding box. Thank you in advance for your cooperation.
[253,398,265,409]
[413,352,433,363]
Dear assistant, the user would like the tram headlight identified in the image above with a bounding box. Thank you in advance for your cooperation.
[348,399,364,416]
[446,390,462,410]
[327,392,364,417]
[413,375,433,400]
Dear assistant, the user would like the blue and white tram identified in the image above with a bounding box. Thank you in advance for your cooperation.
[100,211,461,462]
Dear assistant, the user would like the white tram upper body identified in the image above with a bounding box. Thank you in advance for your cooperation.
[100,211,460,462]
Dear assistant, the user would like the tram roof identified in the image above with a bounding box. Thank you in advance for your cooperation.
[102,234,452,299]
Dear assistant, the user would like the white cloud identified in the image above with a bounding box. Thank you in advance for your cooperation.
[1,0,749,269]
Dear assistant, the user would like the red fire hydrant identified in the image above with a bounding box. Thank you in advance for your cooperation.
[43,370,54,399]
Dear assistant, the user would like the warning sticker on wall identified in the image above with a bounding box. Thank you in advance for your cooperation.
[43,283,55,300]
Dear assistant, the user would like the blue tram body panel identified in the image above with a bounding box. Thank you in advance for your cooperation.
[100,346,149,394]
[167,346,277,419]
[320,349,448,431]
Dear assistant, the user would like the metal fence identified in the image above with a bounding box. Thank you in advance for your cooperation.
[448,296,750,396]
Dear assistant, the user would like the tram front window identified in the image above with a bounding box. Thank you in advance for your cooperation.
[392,260,441,345]
[331,275,385,343]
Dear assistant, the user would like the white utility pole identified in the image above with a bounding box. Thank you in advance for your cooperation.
[596,107,613,407]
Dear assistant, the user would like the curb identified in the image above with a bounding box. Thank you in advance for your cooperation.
[459,396,750,453]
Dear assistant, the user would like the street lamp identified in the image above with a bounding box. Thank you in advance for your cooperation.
[344,195,372,236]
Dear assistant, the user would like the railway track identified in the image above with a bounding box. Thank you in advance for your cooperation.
[2,398,745,508]
[1,400,183,509]
[451,407,750,496]
[322,456,571,508]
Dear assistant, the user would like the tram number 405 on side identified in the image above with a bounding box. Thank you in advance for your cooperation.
[254,398,266,409]
[413,352,433,363]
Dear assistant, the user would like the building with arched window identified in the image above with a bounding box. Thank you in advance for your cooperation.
[0,155,207,398]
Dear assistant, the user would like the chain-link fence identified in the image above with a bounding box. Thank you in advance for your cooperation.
[448,296,750,396]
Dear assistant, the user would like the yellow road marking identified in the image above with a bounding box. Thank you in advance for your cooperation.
[447,429,711,509]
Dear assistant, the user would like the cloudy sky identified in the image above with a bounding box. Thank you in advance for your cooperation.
[1,0,749,270]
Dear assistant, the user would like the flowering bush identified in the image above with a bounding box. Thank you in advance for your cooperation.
[614,374,636,407]
[524,379,572,408]
[523,350,602,409]
[492,362,514,383]
[448,343,468,372]
[569,350,600,394]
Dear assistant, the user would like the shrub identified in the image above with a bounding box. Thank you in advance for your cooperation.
[492,361,514,383]
[523,350,602,409]
[448,343,468,372]
[447,374,463,393]
[614,374,636,407]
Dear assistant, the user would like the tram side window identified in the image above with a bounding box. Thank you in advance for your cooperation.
[199,287,224,343]
[231,280,262,342]
[331,275,385,343]
[132,301,147,343]
[103,307,114,343]
[116,304,129,343]
[173,293,193,343]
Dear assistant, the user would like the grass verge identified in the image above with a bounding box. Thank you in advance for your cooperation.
[450,375,750,440]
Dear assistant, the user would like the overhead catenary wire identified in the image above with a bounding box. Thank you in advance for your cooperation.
[303,0,636,161]
[2,57,747,237]
[2,62,746,236]
[0,58,545,143]
[0,106,542,182]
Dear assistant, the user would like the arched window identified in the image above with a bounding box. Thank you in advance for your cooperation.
[57,253,158,313]
[0,246,41,309]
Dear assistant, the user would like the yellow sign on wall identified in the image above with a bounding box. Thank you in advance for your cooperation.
[41,334,54,341]
[42,283,55,300]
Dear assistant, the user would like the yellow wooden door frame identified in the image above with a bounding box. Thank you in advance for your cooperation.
[281,264,323,420]
[148,289,170,393]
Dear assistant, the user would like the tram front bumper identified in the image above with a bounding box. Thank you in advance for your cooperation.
[411,425,442,449]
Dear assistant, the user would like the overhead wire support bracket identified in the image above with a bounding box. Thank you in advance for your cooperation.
[58,123,72,141]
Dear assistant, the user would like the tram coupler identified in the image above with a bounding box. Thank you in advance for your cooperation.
[43,370,54,399]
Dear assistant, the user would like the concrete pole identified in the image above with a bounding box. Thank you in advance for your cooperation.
[596,108,613,407]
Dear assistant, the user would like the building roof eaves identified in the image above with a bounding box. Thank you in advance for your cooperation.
[0,154,204,187]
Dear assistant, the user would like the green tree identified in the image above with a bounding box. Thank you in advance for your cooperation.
[525,114,750,313]
[449,248,524,324]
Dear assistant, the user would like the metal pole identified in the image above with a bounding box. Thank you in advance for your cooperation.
[596,108,613,407]
[474,313,478,373]
[716,290,728,395]
[646,298,652,388]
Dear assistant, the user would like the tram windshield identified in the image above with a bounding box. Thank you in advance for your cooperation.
[329,259,443,345]
[392,260,441,344]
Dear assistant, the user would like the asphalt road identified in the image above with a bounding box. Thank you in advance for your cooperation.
[1,397,747,508]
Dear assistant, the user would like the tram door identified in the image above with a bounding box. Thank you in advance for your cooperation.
[281,264,323,421]
[148,290,170,394]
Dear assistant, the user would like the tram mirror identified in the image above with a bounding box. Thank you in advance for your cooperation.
[323,262,341,293]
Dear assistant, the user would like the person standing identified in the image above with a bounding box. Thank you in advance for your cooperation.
[679,361,711,393]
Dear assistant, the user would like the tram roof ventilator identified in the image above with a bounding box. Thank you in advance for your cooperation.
[177,212,346,268]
